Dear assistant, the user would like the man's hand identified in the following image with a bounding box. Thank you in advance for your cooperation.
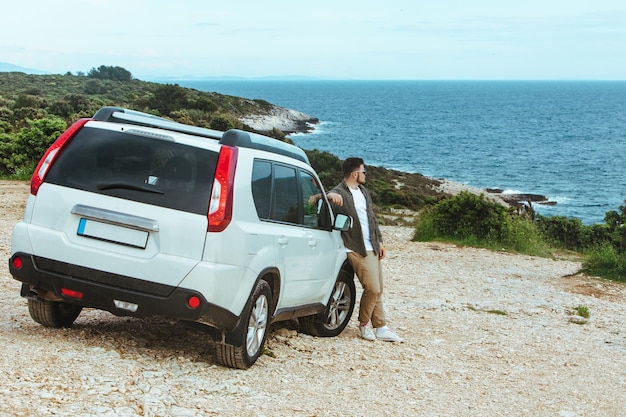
[307,194,321,206]
[378,245,385,260]
[326,192,343,206]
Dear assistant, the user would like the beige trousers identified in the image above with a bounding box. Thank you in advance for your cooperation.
[347,251,386,328]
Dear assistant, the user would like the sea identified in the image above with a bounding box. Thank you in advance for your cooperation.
[171,80,626,225]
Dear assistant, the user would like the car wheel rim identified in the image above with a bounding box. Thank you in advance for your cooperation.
[246,294,268,357]
[325,281,351,330]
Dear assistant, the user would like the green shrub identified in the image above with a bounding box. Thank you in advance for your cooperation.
[420,192,510,242]
[149,83,189,115]
[583,243,626,282]
[84,79,104,95]
[210,115,237,131]
[13,94,43,109]
[412,208,438,241]
[535,215,598,251]
[573,305,590,318]
[603,203,626,253]
[306,150,343,190]
[268,127,286,141]
[0,117,67,176]
[507,215,550,256]
[414,191,549,256]
[17,117,67,162]
[191,96,218,113]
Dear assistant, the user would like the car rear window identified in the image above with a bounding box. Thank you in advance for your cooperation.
[45,126,219,215]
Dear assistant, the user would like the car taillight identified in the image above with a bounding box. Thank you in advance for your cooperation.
[30,118,91,195]
[61,288,84,299]
[187,296,201,309]
[11,256,23,270]
[208,146,238,232]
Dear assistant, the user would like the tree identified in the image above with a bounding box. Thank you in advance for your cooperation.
[87,65,133,81]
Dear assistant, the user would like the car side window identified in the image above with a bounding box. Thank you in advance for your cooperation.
[300,170,331,230]
[251,160,272,219]
[271,165,300,223]
[251,160,331,230]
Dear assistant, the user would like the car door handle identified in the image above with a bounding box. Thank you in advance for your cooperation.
[278,236,289,246]
[308,238,317,248]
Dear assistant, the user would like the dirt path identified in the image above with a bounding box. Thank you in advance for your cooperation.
[1,180,624,416]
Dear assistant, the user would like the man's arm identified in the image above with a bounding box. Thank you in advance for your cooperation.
[326,191,343,206]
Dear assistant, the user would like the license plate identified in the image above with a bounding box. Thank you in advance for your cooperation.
[77,218,149,249]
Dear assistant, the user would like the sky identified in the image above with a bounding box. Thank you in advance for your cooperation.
[2,0,626,80]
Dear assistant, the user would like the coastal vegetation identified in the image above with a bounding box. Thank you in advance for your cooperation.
[414,191,550,257]
[1,68,624,282]
[0,66,284,178]
[415,192,626,282]
[0,68,449,208]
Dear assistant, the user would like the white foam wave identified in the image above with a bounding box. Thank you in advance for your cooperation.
[549,195,571,204]
[501,189,525,195]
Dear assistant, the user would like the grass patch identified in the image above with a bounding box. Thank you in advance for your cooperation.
[486,309,508,316]
[583,244,626,283]
[467,305,508,316]
[573,305,590,318]
[262,347,276,358]
[568,305,590,325]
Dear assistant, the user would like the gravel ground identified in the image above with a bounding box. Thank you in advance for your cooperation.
[0,180,625,417]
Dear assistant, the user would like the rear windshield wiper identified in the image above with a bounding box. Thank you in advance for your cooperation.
[96,182,164,194]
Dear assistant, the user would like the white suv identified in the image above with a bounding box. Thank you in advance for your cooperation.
[9,106,355,369]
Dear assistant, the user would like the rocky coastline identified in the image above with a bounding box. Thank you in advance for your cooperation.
[239,105,319,134]
[242,110,554,209]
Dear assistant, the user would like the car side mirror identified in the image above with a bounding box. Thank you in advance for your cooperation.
[333,214,352,232]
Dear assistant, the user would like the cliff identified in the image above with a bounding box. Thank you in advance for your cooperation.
[239,105,318,134]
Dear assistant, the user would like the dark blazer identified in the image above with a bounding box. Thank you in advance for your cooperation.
[329,181,383,257]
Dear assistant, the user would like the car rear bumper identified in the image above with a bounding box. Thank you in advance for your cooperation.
[9,252,239,332]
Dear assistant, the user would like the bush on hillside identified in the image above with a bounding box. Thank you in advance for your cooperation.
[0,117,67,176]
[210,115,238,131]
[535,215,591,251]
[149,84,189,115]
[417,191,510,242]
[534,202,626,254]
[603,202,626,252]
[305,150,343,189]
[414,191,549,256]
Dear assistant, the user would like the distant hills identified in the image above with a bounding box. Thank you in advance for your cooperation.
[0,61,50,75]
[0,61,331,82]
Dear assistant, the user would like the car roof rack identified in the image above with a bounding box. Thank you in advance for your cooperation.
[92,106,310,165]
[220,130,309,164]
[93,106,223,140]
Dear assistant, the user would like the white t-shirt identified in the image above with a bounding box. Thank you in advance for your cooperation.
[349,186,374,252]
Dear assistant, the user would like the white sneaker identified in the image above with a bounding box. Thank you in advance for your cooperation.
[359,322,376,341]
[375,326,404,342]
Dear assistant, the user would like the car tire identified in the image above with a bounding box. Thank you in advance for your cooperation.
[27,298,82,328]
[215,279,271,369]
[299,270,355,337]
